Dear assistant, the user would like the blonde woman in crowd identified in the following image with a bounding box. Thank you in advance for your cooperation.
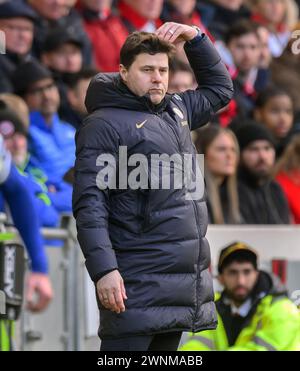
[196,125,242,224]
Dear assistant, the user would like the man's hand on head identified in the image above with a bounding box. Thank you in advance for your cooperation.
[96,270,128,314]
[155,22,199,45]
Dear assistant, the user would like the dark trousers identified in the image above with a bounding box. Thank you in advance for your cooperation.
[100,332,183,351]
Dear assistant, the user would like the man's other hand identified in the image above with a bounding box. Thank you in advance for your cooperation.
[97,270,127,314]
[155,22,199,45]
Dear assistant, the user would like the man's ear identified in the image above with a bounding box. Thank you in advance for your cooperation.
[119,64,128,82]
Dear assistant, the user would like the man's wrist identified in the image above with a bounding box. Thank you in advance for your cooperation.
[187,26,204,44]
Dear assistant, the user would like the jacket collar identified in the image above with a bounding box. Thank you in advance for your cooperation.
[85,72,172,115]
[30,111,59,131]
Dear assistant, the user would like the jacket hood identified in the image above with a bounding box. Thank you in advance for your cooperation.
[252,270,287,299]
[85,72,172,115]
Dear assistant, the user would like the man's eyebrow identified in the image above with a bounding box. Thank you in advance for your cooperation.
[141,65,169,69]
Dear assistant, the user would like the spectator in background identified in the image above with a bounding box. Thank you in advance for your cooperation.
[275,135,300,224]
[235,122,290,224]
[0,93,30,129]
[162,0,211,37]
[180,242,300,351]
[0,100,59,227]
[41,25,84,126]
[78,0,164,72]
[270,26,300,118]
[27,0,92,65]
[254,86,294,157]
[77,0,128,72]
[61,67,98,128]
[197,0,251,41]
[196,126,241,224]
[168,58,195,93]
[256,25,272,68]
[12,59,75,186]
[0,134,53,314]
[0,0,37,93]
[250,0,298,57]
[225,20,270,118]
[41,25,83,75]
[161,0,213,63]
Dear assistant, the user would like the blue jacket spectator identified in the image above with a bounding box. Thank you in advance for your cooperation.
[29,111,75,184]
[12,59,76,184]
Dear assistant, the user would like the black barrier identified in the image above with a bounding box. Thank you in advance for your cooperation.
[0,241,26,321]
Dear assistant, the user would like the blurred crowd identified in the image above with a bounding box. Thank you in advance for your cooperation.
[0,0,300,230]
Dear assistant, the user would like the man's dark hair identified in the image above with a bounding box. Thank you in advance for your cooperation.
[255,85,293,109]
[120,32,176,69]
[225,19,259,45]
[64,67,99,90]
[218,251,258,274]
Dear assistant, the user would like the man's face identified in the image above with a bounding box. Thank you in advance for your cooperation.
[80,0,112,12]
[24,78,60,117]
[219,262,258,304]
[241,140,275,178]
[28,0,69,20]
[255,95,294,139]
[257,26,272,68]
[42,43,83,73]
[0,18,34,55]
[120,53,169,105]
[123,0,163,21]
[256,0,286,25]
[168,0,196,16]
[168,71,194,93]
[4,132,28,166]
[228,33,261,73]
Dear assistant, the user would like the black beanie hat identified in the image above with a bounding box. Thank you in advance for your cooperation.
[0,101,27,138]
[12,59,52,96]
[218,241,258,274]
[0,0,37,22]
[235,122,275,151]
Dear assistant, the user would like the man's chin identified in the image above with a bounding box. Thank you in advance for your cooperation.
[149,94,164,105]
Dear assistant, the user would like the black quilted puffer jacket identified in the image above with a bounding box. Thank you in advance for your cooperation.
[73,34,233,339]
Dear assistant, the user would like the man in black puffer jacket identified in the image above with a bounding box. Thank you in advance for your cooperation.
[73,22,233,351]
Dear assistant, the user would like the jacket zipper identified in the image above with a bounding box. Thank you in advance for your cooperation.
[153,112,183,154]
[191,200,202,332]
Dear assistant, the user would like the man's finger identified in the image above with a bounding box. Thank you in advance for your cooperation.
[108,290,120,313]
[155,23,173,39]
[114,288,125,313]
[121,280,127,300]
[168,26,184,44]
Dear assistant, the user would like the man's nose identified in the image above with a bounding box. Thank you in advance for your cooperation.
[152,70,162,83]
[237,273,247,286]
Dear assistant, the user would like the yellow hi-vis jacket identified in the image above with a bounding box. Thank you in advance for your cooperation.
[180,294,300,351]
